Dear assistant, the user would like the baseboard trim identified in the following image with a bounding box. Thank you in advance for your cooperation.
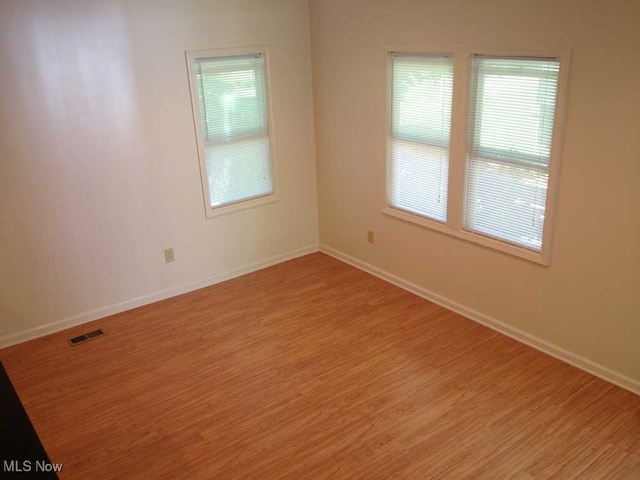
[0,244,319,349]
[320,244,640,396]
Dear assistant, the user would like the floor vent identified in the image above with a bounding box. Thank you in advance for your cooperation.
[68,329,105,346]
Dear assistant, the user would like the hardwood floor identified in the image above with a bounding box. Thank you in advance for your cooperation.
[1,252,638,479]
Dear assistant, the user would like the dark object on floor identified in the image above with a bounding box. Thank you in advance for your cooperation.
[0,361,59,479]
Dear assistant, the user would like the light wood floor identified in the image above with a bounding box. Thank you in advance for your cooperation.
[1,253,639,479]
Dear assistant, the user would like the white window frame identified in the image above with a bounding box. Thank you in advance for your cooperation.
[384,45,571,265]
[186,46,279,218]
[387,52,454,223]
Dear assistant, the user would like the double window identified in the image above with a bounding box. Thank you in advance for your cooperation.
[187,48,276,217]
[387,48,568,264]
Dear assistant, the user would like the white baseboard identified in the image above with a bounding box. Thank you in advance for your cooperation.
[320,244,640,396]
[0,244,319,349]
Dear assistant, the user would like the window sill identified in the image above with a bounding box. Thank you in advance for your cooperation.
[206,193,279,218]
[382,206,549,265]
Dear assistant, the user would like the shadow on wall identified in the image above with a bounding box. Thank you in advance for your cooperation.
[0,0,151,330]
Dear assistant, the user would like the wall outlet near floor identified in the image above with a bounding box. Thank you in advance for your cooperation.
[164,248,175,263]
[367,230,375,244]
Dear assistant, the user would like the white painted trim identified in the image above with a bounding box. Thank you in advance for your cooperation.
[320,244,640,396]
[0,244,319,349]
[383,206,546,265]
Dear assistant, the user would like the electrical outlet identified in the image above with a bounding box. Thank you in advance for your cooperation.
[164,248,175,263]
[367,231,374,244]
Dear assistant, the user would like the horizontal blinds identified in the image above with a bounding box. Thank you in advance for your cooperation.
[465,56,560,250]
[194,54,272,207]
[388,53,453,222]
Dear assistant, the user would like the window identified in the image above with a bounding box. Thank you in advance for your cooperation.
[186,48,276,217]
[388,53,454,222]
[465,56,559,250]
[385,48,568,264]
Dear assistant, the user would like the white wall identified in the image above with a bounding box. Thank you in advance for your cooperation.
[310,0,640,389]
[0,0,318,344]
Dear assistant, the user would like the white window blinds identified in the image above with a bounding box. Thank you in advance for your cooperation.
[464,56,560,250]
[388,53,454,222]
[193,54,273,208]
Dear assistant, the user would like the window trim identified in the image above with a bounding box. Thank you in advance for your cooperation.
[185,46,279,218]
[383,45,571,265]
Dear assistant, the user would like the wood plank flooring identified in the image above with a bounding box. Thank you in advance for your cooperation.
[1,252,639,479]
